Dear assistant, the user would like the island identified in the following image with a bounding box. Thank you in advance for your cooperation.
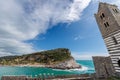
[0,48,81,69]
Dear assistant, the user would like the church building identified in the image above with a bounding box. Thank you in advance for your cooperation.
[94,2,120,76]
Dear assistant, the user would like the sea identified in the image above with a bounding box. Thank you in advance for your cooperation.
[0,60,95,79]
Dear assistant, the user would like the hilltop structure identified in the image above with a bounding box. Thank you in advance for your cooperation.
[94,2,120,77]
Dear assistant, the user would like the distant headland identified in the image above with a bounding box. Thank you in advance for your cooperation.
[0,48,81,69]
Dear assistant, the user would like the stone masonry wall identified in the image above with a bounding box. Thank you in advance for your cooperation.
[92,56,115,78]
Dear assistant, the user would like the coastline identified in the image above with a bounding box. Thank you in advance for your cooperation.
[0,48,81,70]
[0,60,95,80]
[0,58,81,70]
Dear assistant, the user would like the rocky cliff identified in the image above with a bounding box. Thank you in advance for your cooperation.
[0,48,81,69]
[46,58,80,69]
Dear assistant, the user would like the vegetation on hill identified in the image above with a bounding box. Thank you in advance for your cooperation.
[0,48,73,65]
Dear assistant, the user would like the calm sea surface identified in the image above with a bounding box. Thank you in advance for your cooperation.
[0,60,95,79]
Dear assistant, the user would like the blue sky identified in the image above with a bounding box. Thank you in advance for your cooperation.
[0,0,120,60]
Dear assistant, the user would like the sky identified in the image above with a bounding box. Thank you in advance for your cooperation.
[0,0,120,60]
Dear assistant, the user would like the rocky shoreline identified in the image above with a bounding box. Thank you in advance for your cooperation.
[0,60,81,70]
[9,58,81,70]
[46,58,81,69]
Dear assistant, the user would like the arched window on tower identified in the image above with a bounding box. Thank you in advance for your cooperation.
[104,22,109,28]
[104,23,107,28]
[113,9,119,13]
[115,9,119,13]
[118,59,120,67]
[100,15,103,19]
[102,13,105,17]
[100,13,105,20]
[106,22,109,26]
[112,36,118,45]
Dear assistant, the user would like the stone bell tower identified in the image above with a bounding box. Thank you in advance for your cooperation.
[95,2,120,73]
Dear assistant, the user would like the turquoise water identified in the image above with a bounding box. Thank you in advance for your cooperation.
[0,60,95,79]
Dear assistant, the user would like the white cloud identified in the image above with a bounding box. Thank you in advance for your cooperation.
[92,0,120,8]
[0,0,91,56]
[113,1,120,8]
[67,0,91,21]
[72,52,109,60]
[74,35,83,40]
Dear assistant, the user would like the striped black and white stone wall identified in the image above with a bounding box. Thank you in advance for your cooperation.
[104,31,120,72]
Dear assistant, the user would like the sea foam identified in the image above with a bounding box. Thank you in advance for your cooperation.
[52,65,88,72]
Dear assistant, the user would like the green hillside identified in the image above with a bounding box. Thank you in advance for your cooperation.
[0,48,73,65]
